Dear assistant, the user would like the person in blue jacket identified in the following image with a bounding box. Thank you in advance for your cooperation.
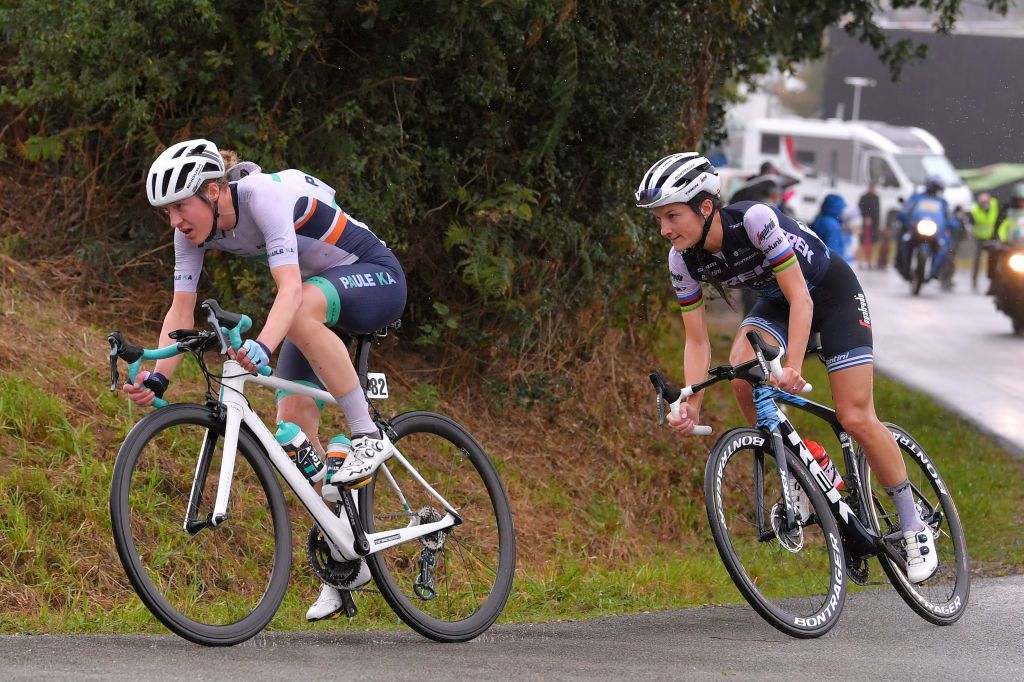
[895,175,960,285]
[810,194,846,258]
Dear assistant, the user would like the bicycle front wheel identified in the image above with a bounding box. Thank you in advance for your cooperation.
[705,428,847,638]
[858,423,970,624]
[109,404,292,646]
[359,411,516,642]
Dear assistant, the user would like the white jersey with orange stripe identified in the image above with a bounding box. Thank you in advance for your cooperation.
[172,169,389,293]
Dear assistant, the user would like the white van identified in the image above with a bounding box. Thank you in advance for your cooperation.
[731,117,972,227]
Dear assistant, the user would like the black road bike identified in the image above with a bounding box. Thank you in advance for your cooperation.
[650,331,969,638]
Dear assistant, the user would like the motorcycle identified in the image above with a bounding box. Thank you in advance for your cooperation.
[898,218,953,295]
[991,243,1024,334]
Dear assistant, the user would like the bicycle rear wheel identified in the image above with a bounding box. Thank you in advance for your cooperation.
[109,404,292,646]
[704,428,846,638]
[359,411,516,642]
[858,423,970,624]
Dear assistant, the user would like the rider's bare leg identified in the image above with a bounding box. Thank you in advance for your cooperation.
[285,284,376,436]
[828,364,907,486]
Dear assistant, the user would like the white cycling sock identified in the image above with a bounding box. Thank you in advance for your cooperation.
[886,479,926,532]
[336,386,377,436]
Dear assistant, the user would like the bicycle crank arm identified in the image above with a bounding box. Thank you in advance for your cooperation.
[340,488,371,557]
[340,589,358,618]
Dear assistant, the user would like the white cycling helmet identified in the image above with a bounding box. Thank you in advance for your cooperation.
[634,153,720,209]
[146,138,226,207]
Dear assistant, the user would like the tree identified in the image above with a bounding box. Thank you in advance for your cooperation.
[0,0,1009,379]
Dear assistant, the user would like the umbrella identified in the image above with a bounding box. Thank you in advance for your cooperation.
[956,163,1024,194]
[729,172,800,203]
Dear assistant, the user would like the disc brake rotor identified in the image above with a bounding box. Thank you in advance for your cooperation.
[770,502,805,553]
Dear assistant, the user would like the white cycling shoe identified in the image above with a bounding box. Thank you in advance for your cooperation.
[305,561,372,622]
[904,525,939,584]
[332,433,395,487]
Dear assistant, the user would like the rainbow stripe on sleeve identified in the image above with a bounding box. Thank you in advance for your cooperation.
[768,246,797,273]
[678,290,703,313]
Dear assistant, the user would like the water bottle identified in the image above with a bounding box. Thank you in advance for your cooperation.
[806,440,844,491]
[275,421,326,485]
[322,434,354,503]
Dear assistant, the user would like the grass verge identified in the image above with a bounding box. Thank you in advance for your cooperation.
[0,284,1021,636]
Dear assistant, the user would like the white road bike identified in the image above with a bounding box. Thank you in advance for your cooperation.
[107,299,516,646]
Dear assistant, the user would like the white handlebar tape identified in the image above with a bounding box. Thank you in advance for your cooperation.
[769,356,813,394]
[669,394,713,436]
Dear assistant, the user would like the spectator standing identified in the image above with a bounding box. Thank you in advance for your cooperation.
[857,183,881,269]
[810,194,847,259]
[969,192,1000,291]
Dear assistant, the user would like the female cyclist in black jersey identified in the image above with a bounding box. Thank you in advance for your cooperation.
[636,153,937,584]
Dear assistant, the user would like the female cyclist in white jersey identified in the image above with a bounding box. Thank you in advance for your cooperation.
[124,138,406,620]
[636,153,937,584]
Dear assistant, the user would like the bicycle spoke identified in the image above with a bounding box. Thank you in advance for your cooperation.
[705,429,846,637]
[362,413,514,641]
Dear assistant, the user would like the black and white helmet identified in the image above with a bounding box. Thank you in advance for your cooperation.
[634,153,720,209]
[146,138,226,207]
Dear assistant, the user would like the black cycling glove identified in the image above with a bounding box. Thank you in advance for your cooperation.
[143,372,169,399]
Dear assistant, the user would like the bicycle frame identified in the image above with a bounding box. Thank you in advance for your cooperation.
[752,385,887,560]
[187,359,462,563]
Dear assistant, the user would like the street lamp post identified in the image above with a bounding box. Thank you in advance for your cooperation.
[844,76,877,121]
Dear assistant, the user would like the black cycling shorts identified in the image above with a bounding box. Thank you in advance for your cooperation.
[740,255,873,373]
[275,250,407,406]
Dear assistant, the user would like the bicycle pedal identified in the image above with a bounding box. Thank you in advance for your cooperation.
[343,476,373,490]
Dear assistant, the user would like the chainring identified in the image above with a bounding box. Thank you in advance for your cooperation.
[846,553,870,585]
[307,524,363,590]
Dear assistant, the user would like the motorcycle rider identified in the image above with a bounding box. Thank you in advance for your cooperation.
[990,183,1024,294]
[896,174,960,288]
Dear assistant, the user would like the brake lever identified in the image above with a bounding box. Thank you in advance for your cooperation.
[649,372,672,426]
[205,305,230,354]
[108,345,120,392]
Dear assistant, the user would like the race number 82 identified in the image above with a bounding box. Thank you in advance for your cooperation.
[366,372,389,399]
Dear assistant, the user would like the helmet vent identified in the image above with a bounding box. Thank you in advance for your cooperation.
[160,168,173,198]
[175,162,196,192]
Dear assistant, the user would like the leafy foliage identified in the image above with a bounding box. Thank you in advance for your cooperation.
[0,0,1008,377]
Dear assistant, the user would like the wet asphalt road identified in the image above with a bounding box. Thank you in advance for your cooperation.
[1,575,1022,680]
[857,265,1023,458]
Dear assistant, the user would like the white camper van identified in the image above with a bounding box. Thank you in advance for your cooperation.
[734,117,971,227]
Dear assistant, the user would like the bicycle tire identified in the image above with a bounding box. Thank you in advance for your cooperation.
[109,403,292,646]
[704,428,847,638]
[359,411,516,642]
[912,245,927,295]
[857,423,970,625]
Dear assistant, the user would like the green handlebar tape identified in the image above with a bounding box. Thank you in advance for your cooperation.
[153,397,168,408]
[127,343,181,383]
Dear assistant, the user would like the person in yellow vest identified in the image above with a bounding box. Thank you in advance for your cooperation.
[969,191,1000,291]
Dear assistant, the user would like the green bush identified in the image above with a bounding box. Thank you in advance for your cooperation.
[1,0,1004,371]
